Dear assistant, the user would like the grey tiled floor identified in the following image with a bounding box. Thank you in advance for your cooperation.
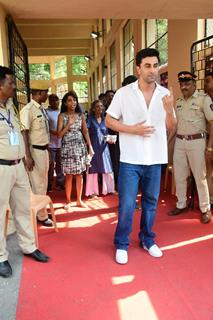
[0,234,23,320]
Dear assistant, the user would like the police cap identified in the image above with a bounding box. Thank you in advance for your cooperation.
[30,82,49,91]
[178,71,197,82]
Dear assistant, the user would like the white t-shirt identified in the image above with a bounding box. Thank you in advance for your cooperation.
[106,81,169,165]
[46,108,61,148]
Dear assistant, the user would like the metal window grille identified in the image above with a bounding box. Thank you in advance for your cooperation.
[145,19,168,65]
[123,20,134,77]
[191,35,213,91]
[6,15,30,110]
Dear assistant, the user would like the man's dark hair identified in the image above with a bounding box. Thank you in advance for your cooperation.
[0,66,13,84]
[49,93,59,101]
[105,90,115,95]
[136,48,160,67]
[205,72,213,78]
[98,93,105,100]
[122,75,137,87]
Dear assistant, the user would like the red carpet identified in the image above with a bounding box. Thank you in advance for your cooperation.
[16,190,213,320]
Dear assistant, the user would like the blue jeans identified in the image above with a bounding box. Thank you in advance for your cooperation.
[114,162,161,250]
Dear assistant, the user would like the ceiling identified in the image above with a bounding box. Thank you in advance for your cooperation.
[1,0,213,19]
[1,0,212,57]
[15,19,97,56]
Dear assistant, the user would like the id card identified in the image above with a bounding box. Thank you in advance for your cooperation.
[8,131,20,146]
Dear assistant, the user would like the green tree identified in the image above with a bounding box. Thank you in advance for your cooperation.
[72,56,87,75]
[29,63,51,80]
[156,19,168,65]
[73,81,88,103]
[55,58,67,78]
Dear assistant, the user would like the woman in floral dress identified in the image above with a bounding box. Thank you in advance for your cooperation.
[57,91,93,209]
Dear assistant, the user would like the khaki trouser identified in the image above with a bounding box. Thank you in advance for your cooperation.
[206,158,213,204]
[0,161,36,262]
[29,148,49,220]
[173,138,210,213]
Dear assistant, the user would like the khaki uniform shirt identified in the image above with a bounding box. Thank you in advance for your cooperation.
[0,99,25,160]
[175,91,213,135]
[20,99,49,145]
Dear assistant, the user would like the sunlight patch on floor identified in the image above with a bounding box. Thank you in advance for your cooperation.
[100,212,117,220]
[161,233,213,250]
[118,291,159,320]
[112,275,135,285]
[50,216,101,228]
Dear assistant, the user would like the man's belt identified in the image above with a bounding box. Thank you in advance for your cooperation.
[176,133,206,141]
[32,144,48,150]
[0,159,21,166]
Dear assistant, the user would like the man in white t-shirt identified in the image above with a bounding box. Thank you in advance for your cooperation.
[106,48,176,264]
[46,94,64,191]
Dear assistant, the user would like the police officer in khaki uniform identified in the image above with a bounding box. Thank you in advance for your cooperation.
[204,72,213,207]
[0,66,49,278]
[169,71,213,223]
[20,84,53,227]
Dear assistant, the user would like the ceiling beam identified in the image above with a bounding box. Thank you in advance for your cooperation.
[28,48,89,56]
[15,19,98,26]
[17,25,93,39]
[25,38,91,49]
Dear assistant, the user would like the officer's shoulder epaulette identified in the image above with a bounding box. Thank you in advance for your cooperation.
[20,102,32,113]
[198,92,207,97]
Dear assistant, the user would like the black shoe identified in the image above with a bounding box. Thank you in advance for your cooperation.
[37,218,53,227]
[25,249,50,263]
[0,261,12,278]
[135,202,141,210]
[168,207,188,216]
[201,210,212,224]
[55,185,64,191]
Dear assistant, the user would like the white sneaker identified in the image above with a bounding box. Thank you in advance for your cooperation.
[143,244,163,258]
[64,203,72,210]
[115,249,128,264]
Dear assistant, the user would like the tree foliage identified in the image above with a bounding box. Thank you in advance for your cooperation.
[156,19,168,65]
[55,58,67,78]
[72,56,87,75]
[29,63,51,80]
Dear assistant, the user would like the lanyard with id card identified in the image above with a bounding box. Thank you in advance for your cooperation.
[8,130,20,145]
[0,108,20,146]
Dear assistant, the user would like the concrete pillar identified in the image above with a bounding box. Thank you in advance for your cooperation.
[113,29,122,88]
[0,4,8,66]
[146,20,156,47]
[98,62,102,93]
[66,55,73,91]
[50,57,57,93]
[168,20,198,100]
[133,20,143,55]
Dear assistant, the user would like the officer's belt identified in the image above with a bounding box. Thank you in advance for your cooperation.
[176,133,206,141]
[0,159,21,166]
[32,144,48,150]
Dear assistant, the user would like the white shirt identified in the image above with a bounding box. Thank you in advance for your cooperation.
[46,108,61,148]
[106,81,169,165]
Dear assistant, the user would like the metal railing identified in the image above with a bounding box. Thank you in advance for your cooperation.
[6,15,30,109]
[191,34,213,90]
